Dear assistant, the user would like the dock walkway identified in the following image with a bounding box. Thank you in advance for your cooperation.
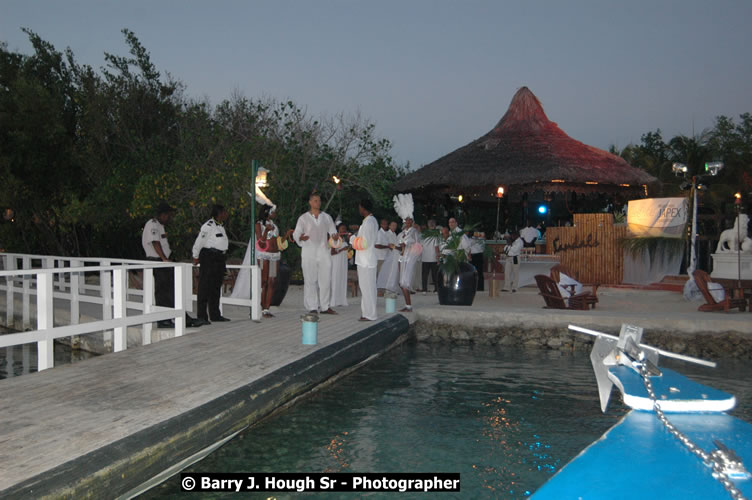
[0,290,410,499]
[1,283,750,498]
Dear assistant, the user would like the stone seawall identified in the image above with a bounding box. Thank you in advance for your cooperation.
[411,311,752,360]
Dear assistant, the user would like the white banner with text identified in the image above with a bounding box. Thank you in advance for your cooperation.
[627,197,688,238]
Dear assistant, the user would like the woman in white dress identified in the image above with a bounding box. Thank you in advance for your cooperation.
[376,221,399,292]
[255,207,284,318]
[329,222,350,307]
[398,217,421,312]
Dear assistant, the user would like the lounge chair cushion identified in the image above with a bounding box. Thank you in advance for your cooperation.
[558,272,584,297]
[707,282,725,302]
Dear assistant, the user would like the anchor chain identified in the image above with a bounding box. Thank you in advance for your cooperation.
[636,353,748,500]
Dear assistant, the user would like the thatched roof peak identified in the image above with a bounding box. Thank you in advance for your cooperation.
[491,86,552,134]
[394,86,659,198]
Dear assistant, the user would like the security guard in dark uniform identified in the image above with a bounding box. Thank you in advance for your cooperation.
[142,201,199,328]
[192,204,230,324]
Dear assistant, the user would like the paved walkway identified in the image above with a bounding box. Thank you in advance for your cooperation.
[0,281,748,497]
[0,289,409,497]
[407,284,752,334]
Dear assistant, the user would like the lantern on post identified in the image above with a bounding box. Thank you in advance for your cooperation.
[673,161,723,299]
[332,175,342,221]
[735,192,743,291]
[249,161,270,320]
[494,186,505,238]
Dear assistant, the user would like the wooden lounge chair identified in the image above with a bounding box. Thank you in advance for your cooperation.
[534,274,593,310]
[693,270,747,312]
[550,264,599,309]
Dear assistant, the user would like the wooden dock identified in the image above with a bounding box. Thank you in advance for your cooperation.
[0,294,410,499]
[2,281,750,498]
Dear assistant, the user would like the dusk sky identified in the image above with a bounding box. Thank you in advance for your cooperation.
[3,0,752,169]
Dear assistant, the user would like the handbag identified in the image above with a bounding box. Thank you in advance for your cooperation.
[256,237,279,254]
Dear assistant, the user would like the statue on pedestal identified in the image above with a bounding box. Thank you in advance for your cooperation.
[715,213,751,253]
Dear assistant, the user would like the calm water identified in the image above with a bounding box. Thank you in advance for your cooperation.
[143,342,752,499]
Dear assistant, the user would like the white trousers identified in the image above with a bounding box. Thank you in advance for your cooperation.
[503,257,520,291]
[358,265,378,320]
[330,251,349,307]
[302,248,332,312]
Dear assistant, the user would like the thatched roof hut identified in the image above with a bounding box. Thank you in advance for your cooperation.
[395,87,658,202]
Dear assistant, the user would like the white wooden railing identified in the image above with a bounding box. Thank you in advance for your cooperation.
[0,253,260,372]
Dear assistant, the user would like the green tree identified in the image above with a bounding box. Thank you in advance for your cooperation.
[0,30,83,254]
[1,28,405,265]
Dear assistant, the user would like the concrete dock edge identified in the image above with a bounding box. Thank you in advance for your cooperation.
[0,315,409,499]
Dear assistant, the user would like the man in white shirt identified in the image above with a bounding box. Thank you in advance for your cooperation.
[293,193,337,314]
[438,226,452,259]
[420,219,439,294]
[192,204,230,324]
[502,232,523,292]
[470,232,486,291]
[520,226,540,246]
[352,199,379,321]
[448,217,462,234]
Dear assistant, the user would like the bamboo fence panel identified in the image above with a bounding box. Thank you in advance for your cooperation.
[545,213,628,284]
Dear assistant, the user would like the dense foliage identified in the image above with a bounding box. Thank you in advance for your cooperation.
[610,117,752,214]
[0,29,405,265]
[2,29,749,265]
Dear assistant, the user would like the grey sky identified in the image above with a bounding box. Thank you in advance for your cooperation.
[3,0,751,169]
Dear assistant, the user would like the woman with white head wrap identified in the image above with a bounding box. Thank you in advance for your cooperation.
[394,194,422,312]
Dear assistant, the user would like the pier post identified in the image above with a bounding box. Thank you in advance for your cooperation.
[174,263,187,337]
[101,261,112,347]
[113,267,127,352]
[251,264,261,321]
[37,273,54,370]
[5,254,15,328]
[142,267,154,345]
[22,256,30,329]
[70,259,81,326]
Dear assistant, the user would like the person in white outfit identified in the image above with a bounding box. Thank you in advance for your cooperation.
[374,219,390,276]
[410,223,422,291]
[397,217,420,312]
[329,222,350,308]
[293,193,337,314]
[502,232,523,292]
[469,231,486,291]
[448,217,462,234]
[419,219,440,294]
[255,206,293,318]
[352,199,379,321]
[376,221,399,292]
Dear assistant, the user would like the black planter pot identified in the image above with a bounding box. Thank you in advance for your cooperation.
[438,262,478,306]
[270,262,291,307]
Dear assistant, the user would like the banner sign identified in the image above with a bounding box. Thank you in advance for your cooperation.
[627,197,688,238]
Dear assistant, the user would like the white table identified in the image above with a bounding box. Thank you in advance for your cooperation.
[498,255,559,287]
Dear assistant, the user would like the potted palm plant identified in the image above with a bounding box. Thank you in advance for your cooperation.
[424,225,479,305]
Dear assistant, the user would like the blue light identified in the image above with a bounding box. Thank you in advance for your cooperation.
[538,205,548,214]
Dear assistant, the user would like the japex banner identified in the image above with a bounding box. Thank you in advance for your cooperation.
[627,197,688,238]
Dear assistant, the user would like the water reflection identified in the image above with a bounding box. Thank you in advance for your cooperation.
[141,342,751,500]
[0,342,98,379]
